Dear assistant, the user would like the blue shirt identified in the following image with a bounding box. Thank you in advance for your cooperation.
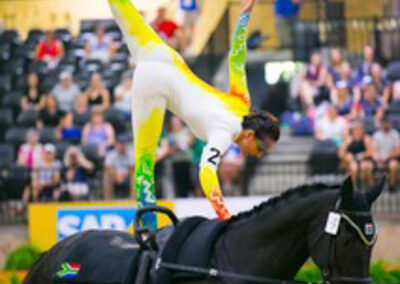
[180,0,197,11]
[275,0,301,18]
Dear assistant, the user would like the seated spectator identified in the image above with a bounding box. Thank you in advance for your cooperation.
[17,129,43,169]
[27,144,61,203]
[370,63,391,105]
[315,105,348,146]
[35,30,64,69]
[167,116,194,197]
[373,116,400,192]
[298,51,327,110]
[83,73,110,111]
[36,96,64,128]
[339,121,376,187]
[219,143,243,196]
[113,72,133,119]
[331,80,354,118]
[52,72,81,112]
[85,25,116,63]
[354,78,384,124]
[327,48,344,88]
[103,137,134,200]
[62,146,94,200]
[355,45,374,84]
[82,107,115,156]
[152,7,183,50]
[57,112,82,144]
[21,73,45,112]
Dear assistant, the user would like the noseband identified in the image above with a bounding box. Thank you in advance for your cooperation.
[311,199,377,284]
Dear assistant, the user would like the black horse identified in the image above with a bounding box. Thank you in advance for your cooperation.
[24,177,384,284]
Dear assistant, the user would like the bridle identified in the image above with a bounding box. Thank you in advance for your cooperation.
[309,198,377,284]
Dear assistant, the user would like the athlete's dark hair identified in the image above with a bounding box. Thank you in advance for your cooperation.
[242,111,280,142]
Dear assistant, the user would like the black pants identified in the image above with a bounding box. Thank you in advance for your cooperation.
[172,161,194,198]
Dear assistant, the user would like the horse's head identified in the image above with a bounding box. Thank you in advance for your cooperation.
[309,176,385,283]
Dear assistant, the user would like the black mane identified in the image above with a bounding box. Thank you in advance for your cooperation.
[231,182,341,222]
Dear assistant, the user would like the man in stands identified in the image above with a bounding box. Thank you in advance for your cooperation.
[373,116,400,192]
[52,72,81,113]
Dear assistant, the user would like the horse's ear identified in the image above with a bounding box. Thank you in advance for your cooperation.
[365,175,386,205]
[340,176,353,208]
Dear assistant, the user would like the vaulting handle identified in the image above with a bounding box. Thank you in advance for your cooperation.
[134,206,179,250]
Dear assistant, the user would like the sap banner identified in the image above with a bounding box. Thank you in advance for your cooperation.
[29,201,174,251]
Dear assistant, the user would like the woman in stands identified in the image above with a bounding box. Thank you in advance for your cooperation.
[83,73,110,111]
[21,72,45,112]
[81,107,115,157]
[339,120,376,187]
[108,0,280,229]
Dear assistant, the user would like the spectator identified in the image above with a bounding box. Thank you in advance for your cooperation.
[274,0,302,48]
[327,48,344,88]
[354,78,384,123]
[85,25,116,63]
[330,61,360,102]
[152,7,183,50]
[24,144,62,203]
[103,137,134,200]
[21,73,45,112]
[36,96,64,128]
[167,116,194,197]
[355,45,374,84]
[83,73,110,111]
[179,0,200,49]
[370,63,391,105]
[35,30,64,69]
[82,107,115,156]
[63,146,94,200]
[315,105,348,146]
[373,116,400,192]
[113,72,133,119]
[52,72,81,112]
[339,121,376,187]
[57,112,82,144]
[17,129,43,169]
[299,51,327,110]
[219,144,243,196]
[331,80,354,118]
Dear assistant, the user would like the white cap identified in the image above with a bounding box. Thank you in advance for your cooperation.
[60,71,72,80]
[44,144,56,153]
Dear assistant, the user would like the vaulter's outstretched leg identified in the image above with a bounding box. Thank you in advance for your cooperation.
[132,90,166,229]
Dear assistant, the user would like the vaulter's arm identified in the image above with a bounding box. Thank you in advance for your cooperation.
[228,0,256,97]
[199,131,233,220]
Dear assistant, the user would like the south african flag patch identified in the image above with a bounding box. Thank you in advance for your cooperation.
[56,262,81,279]
[365,223,374,235]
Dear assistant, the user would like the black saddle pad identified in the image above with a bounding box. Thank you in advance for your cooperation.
[52,230,141,284]
[158,216,228,281]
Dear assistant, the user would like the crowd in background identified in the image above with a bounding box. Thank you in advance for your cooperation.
[294,46,400,191]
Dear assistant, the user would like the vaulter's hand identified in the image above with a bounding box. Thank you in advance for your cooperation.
[241,0,257,13]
